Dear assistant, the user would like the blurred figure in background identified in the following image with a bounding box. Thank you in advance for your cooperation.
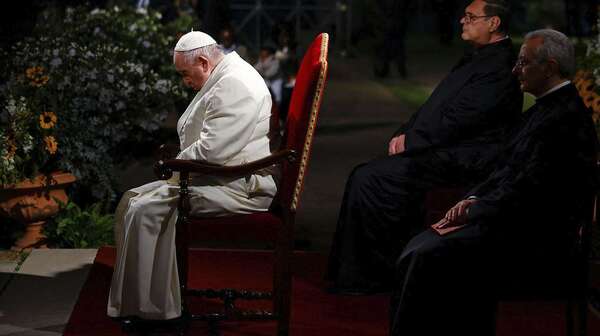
[273,21,299,123]
[255,45,284,108]
[564,0,598,38]
[373,0,413,78]
[191,0,230,38]
[218,26,249,61]
[432,0,458,46]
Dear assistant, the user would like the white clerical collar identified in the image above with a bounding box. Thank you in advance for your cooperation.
[487,35,509,44]
[535,80,571,100]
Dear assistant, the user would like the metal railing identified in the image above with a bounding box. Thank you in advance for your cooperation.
[230,0,351,54]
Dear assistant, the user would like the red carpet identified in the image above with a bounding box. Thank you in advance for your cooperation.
[64,247,389,336]
[64,247,600,335]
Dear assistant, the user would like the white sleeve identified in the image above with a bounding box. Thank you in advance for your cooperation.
[177,78,260,165]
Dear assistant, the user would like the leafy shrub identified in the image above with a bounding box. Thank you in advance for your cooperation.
[0,5,187,202]
[44,200,115,248]
[574,15,600,144]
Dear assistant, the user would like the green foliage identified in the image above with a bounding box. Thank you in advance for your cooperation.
[521,1,566,31]
[14,251,30,272]
[578,14,600,89]
[0,97,46,185]
[44,200,115,248]
[578,19,600,97]
[164,11,202,35]
[388,82,432,109]
[575,15,600,146]
[0,5,188,202]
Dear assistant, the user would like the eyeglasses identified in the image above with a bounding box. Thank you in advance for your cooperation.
[462,13,494,24]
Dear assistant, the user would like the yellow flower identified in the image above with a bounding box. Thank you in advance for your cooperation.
[39,111,57,129]
[44,136,58,155]
[5,140,17,159]
[25,66,43,79]
[573,71,600,121]
[37,75,49,86]
[25,66,49,87]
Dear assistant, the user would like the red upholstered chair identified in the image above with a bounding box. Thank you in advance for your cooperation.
[155,33,329,335]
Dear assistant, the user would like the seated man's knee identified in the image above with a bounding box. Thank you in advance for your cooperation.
[396,230,445,268]
[349,162,383,190]
[353,156,414,183]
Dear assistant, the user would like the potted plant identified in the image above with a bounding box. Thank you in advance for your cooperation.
[574,16,600,134]
[0,5,189,248]
[0,96,76,250]
[573,16,600,261]
[0,5,187,205]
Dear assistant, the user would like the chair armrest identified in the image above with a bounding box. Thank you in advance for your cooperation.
[154,149,297,180]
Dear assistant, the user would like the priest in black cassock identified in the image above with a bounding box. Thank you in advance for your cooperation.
[327,0,523,293]
[390,29,598,336]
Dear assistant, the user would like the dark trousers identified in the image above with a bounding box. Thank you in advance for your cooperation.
[390,216,577,336]
[390,225,496,336]
[326,148,490,290]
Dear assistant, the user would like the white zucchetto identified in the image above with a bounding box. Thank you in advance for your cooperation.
[174,31,217,52]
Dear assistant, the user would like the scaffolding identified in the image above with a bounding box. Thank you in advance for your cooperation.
[229,0,351,54]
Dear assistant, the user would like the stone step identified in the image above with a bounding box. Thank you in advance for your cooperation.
[0,249,97,336]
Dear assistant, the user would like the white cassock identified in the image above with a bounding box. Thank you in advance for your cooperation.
[107,52,278,320]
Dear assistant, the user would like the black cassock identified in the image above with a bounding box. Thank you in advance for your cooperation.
[327,38,523,291]
[390,84,598,336]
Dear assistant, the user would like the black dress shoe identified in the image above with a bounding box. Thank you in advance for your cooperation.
[120,318,137,333]
[115,315,187,334]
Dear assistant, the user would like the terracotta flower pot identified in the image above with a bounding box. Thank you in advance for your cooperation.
[0,171,76,250]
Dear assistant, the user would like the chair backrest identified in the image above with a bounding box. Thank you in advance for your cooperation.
[279,33,329,213]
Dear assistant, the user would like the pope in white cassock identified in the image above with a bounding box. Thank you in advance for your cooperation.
[107,31,278,320]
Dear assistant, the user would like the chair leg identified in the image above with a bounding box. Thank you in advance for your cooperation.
[567,300,575,336]
[274,216,294,336]
[277,271,292,336]
[567,298,590,336]
[177,310,191,336]
[274,244,292,336]
[578,297,588,336]
[175,204,191,335]
[208,319,221,336]
[492,302,499,335]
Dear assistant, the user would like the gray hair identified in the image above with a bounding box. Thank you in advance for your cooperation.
[483,0,510,34]
[524,29,575,78]
[174,44,224,65]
